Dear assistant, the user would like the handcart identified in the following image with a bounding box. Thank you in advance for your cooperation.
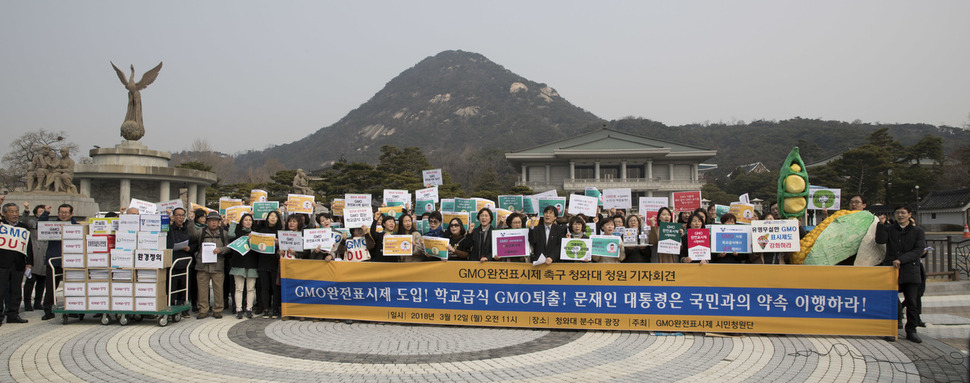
[49,256,193,327]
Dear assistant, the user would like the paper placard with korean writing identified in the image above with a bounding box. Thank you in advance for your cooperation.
[416,186,438,203]
[538,197,566,217]
[250,189,268,203]
[303,228,334,251]
[249,232,277,254]
[345,194,372,209]
[729,203,756,224]
[440,199,455,213]
[602,188,632,209]
[202,242,219,263]
[228,236,250,255]
[383,235,413,256]
[422,169,443,186]
[345,238,370,262]
[225,205,252,224]
[568,194,598,217]
[687,228,711,261]
[414,200,435,216]
[673,191,702,212]
[454,198,476,214]
[384,189,409,205]
[423,236,450,259]
[638,197,668,224]
[560,238,592,261]
[331,199,345,216]
[751,220,800,253]
[158,199,184,213]
[38,221,64,240]
[491,229,529,258]
[278,231,303,252]
[128,198,158,214]
[219,198,243,215]
[658,222,682,254]
[252,201,279,220]
[709,224,752,253]
[287,194,315,214]
[343,208,372,229]
[591,235,622,258]
[497,195,523,212]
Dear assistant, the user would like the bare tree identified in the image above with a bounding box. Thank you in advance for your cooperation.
[1,129,78,191]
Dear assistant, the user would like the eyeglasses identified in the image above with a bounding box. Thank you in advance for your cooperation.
[849,200,863,205]
[429,219,441,223]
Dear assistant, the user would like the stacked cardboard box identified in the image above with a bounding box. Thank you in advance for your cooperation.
[59,214,172,312]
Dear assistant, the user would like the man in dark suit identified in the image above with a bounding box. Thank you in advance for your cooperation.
[530,206,566,264]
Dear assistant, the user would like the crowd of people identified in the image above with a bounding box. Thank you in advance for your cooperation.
[0,193,927,342]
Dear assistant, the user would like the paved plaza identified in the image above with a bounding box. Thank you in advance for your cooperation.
[2,284,969,382]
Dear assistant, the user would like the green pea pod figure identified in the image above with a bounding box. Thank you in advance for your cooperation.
[776,147,809,219]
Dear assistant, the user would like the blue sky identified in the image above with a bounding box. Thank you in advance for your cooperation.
[1,1,967,159]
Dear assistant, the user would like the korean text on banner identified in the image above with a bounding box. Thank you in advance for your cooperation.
[280,261,900,336]
[343,208,372,230]
[673,191,702,212]
[638,197,668,224]
[491,229,529,258]
[751,220,800,253]
[568,194,598,217]
[602,188,632,209]
[422,169,443,186]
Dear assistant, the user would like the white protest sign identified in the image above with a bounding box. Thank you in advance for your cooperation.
[128,198,158,214]
[638,197,668,215]
[303,228,335,251]
[384,189,409,205]
[809,187,842,210]
[416,186,439,203]
[202,242,218,263]
[117,215,140,232]
[278,231,303,252]
[343,207,373,229]
[751,219,801,253]
[345,194,372,209]
[739,193,750,205]
[158,199,184,213]
[345,237,370,262]
[62,224,85,239]
[38,221,64,241]
[422,169,443,186]
[533,189,559,199]
[567,194,598,217]
[602,188,632,209]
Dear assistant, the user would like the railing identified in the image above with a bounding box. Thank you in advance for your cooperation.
[925,236,965,281]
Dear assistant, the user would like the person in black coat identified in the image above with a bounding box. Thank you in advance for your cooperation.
[166,207,196,316]
[456,208,494,262]
[875,205,925,343]
[530,205,567,264]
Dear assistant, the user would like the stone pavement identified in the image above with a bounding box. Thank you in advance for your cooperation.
[1,284,968,382]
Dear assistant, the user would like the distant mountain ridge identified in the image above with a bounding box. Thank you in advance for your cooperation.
[234,50,602,173]
[232,50,970,184]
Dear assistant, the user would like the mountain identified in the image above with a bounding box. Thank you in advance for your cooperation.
[234,50,602,173]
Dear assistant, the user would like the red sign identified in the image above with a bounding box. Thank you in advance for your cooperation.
[687,228,711,261]
[673,191,702,212]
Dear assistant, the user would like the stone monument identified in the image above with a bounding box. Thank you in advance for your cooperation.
[292,168,314,195]
[111,61,163,141]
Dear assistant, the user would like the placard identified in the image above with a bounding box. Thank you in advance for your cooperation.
[620,227,639,245]
[496,209,512,227]
[191,202,216,215]
[250,189,268,204]
[591,235,622,258]
[714,204,730,220]
[303,228,334,251]
[246,201,275,220]
[228,236,250,255]
[809,188,842,210]
[219,198,243,215]
[287,194,315,214]
[728,203,756,224]
[442,212,469,230]
[657,222,682,254]
[345,237,370,261]
[378,205,404,219]
[0,223,29,255]
[567,194,598,217]
[38,221,64,240]
[538,197,566,217]
[673,191,702,212]
[497,195,523,212]
[474,198,496,212]
[250,232,276,254]
[128,198,158,214]
[454,198,477,214]
[331,199,345,216]
[559,238,591,261]
[638,197,668,224]
[139,214,162,231]
[88,217,117,234]
[687,228,711,261]
[202,242,218,263]
[422,169,443,186]
[225,205,252,224]
[491,229,529,258]
[423,236,450,259]
[343,208,373,230]
[709,224,752,253]
[158,199,184,213]
[384,189,409,205]
[345,194,372,209]
[602,188,632,209]
[86,234,109,253]
[278,231,303,252]
[751,220,801,253]
[383,235,414,256]
[585,187,603,206]
[521,195,539,215]
[62,224,85,239]
[416,186,439,203]
[440,199,455,213]
[414,200,435,216]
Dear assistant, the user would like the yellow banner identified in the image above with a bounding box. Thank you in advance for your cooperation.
[280,261,898,336]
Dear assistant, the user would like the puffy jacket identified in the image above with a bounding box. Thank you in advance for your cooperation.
[875,222,925,284]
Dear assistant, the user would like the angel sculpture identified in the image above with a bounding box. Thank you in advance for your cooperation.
[111,61,163,141]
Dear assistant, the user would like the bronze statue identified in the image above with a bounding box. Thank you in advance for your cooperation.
[25,146,55,192]
[111,61,163,141]
[292,169,314,196]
